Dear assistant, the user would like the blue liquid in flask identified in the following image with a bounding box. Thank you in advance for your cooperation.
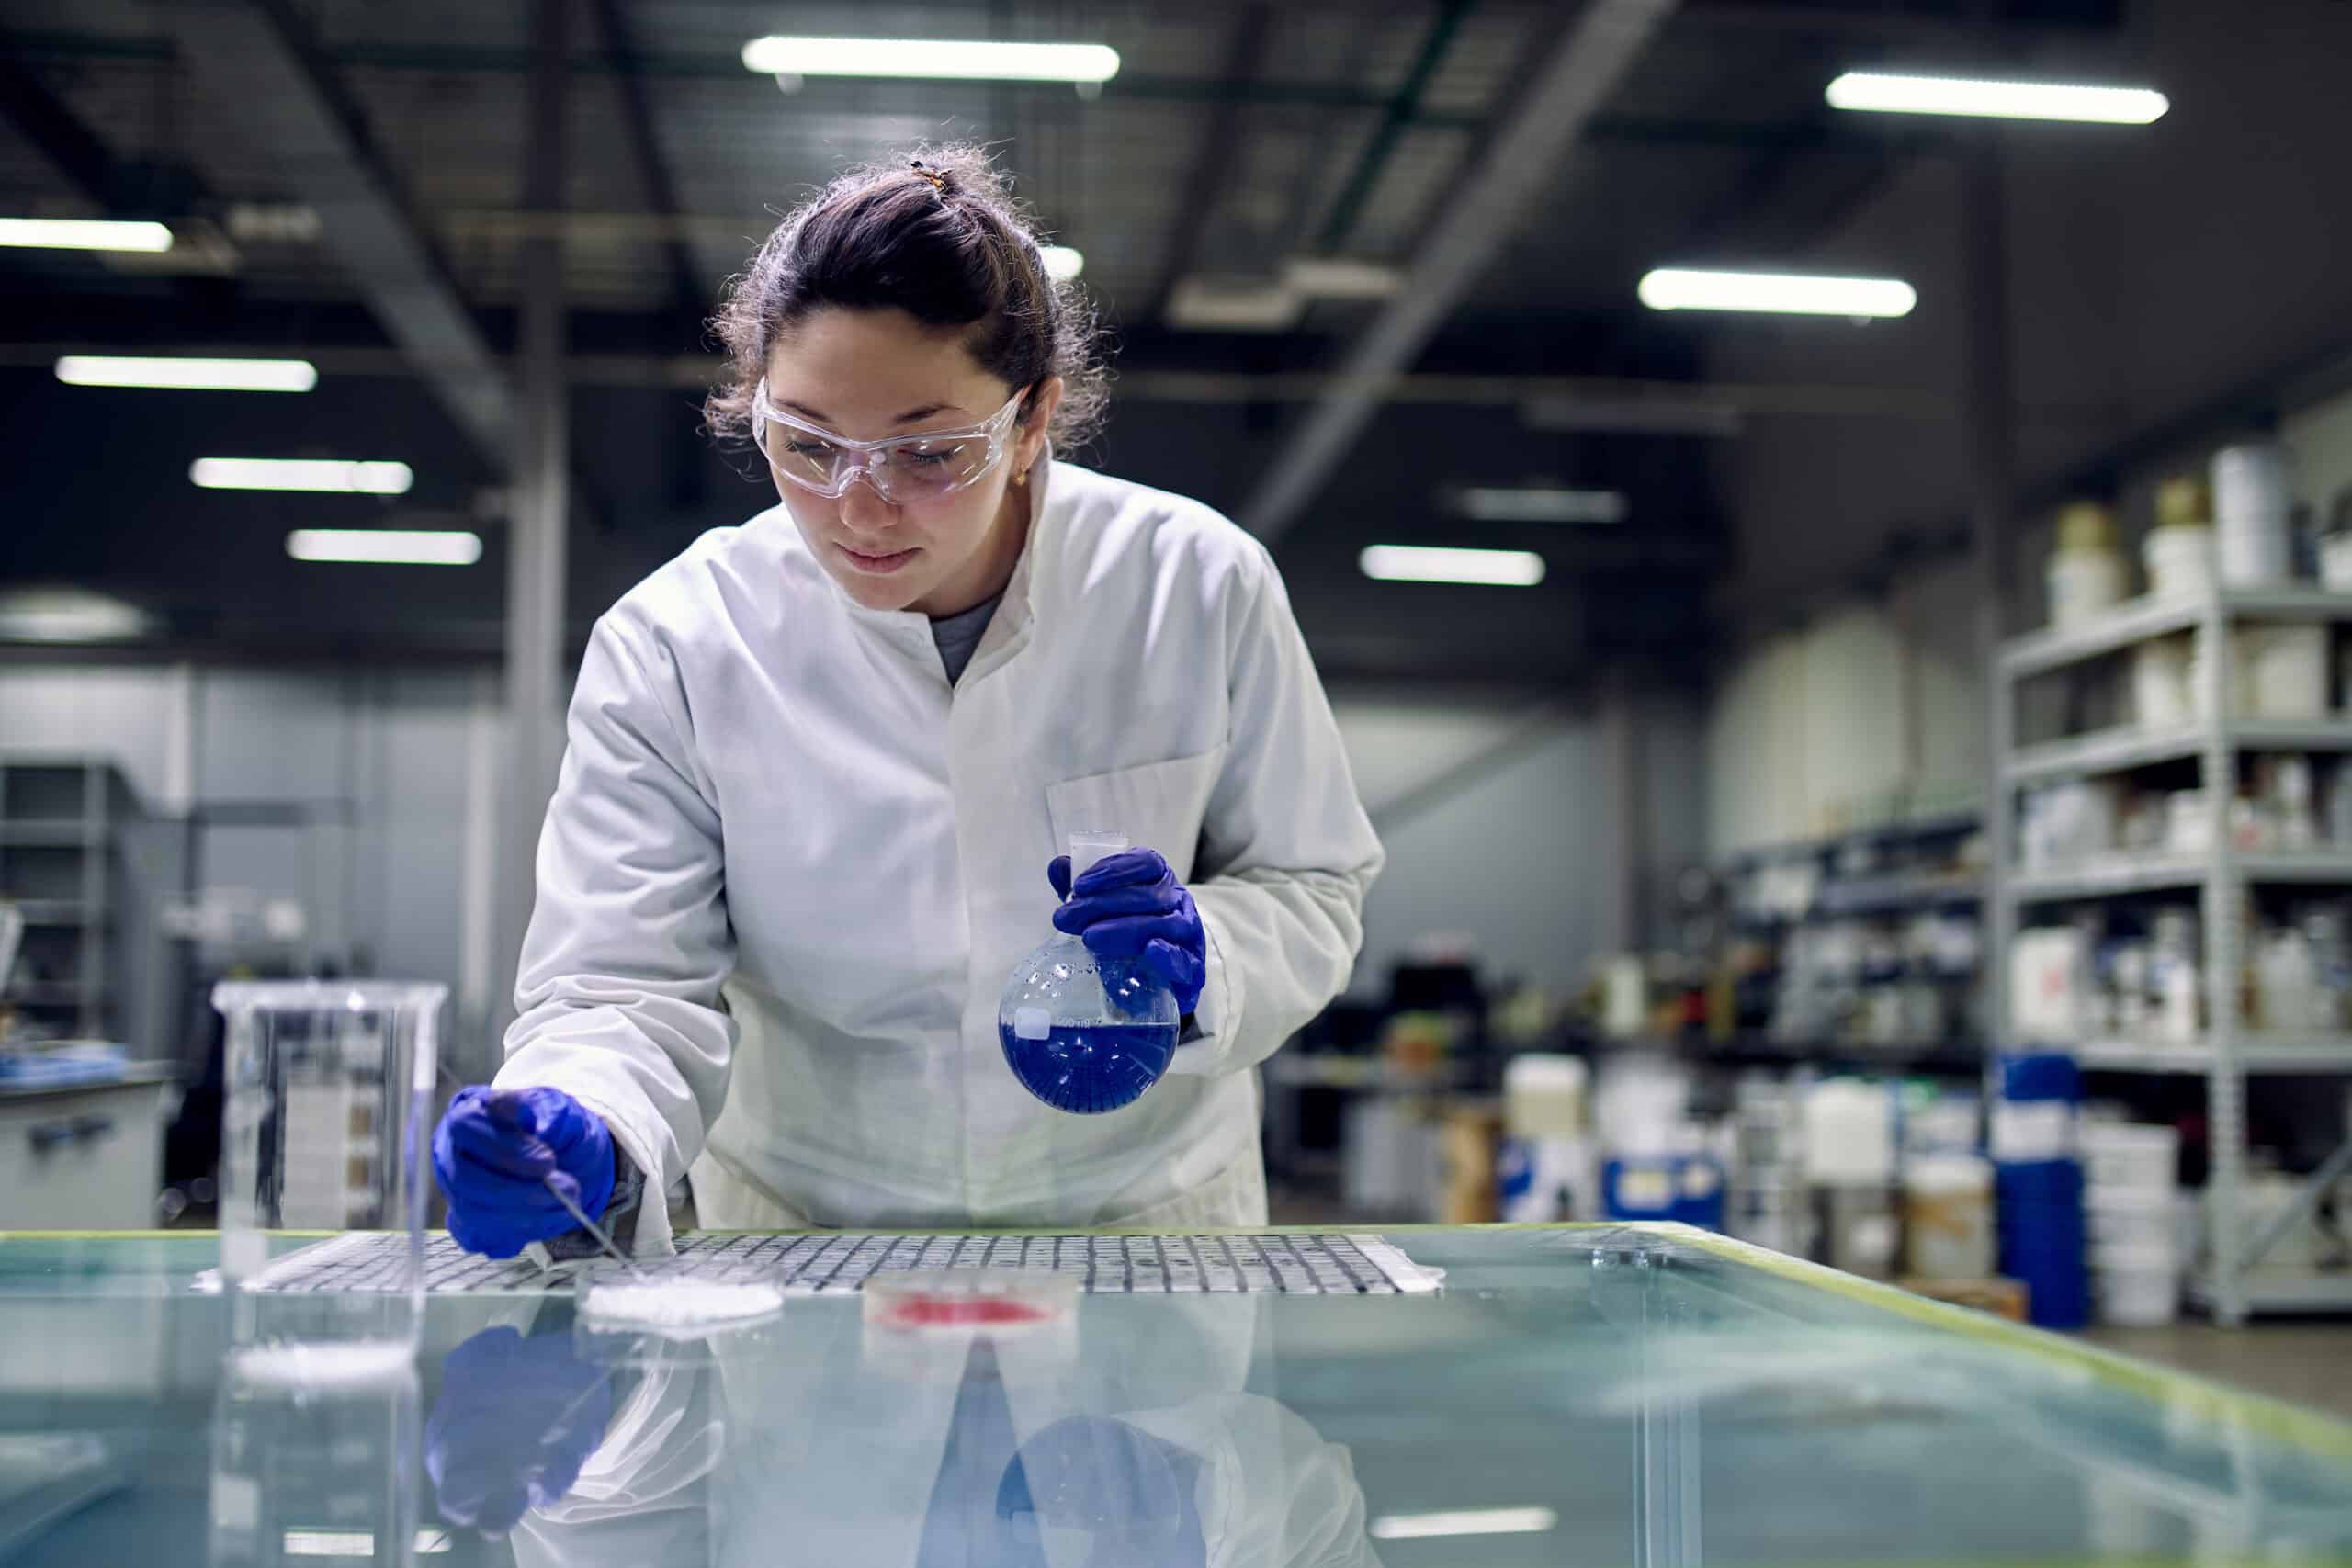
[999,1017,1181,1114]
[1001,829,1183,1115]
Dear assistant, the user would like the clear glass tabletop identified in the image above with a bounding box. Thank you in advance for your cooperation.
[2,1224,2347,1566]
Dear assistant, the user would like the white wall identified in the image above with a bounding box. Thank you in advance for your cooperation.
[1706,556,1985,855]
[1336,687,1706,998]
[0,660,507,1078]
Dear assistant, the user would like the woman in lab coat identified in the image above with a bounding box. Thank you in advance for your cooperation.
[433,147,1383,1256]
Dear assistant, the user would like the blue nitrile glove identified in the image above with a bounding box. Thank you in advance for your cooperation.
[1048,849,1207,1016]
[425,1325,614,1533]
[432,1085,616,1259]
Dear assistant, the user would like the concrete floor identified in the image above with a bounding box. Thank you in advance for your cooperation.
[2081,1323,2352,1419]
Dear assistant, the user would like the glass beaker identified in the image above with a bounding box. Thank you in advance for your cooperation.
[215,980,444,1363]
[208,1347,424,1568]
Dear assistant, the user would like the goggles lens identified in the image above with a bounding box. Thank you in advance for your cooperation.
[752,386,1025,502]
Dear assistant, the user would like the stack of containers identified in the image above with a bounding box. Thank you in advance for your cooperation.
[1902,1091,1994,1280]
[1594,1051,1726,1230]
[2080,1119,2183,1325]
[1991,1052,2089,1328]
[1804,1078,1899,1280]
[1728,1074,1808,1255]
[1497,1055,1596,1223]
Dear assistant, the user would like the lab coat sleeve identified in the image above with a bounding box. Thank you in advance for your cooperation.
[1171,547,1383,1077]
[496,615,736,1255]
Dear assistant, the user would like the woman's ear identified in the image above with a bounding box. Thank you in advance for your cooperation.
[1018,376,1066,474]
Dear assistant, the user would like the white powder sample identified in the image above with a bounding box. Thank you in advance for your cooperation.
[582,1280,784,1328]
[230,1340,417,1390]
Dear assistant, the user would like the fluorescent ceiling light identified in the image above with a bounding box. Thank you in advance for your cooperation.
[0,587,152,644]
[56,355,317,392]
[1827,72,2168,124]
[1361,545,1546,587]
[1638,268,1917,318]
[741,36,1119,83]
[287,529,481,566]
[1454,486,1627,525]
[1166,276,1303,333]
[0,217,173,252]
[192,458,413,494]
[1371,1506,1559,1540]
[1284,256,1402,300]
[1039,244,1084,282]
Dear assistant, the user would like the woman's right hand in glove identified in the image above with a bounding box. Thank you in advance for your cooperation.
[431,1085,615,1258]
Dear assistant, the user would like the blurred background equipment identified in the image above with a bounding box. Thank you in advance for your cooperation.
[2,0,2350,1404]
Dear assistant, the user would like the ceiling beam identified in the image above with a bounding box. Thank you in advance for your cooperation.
[157,0,513,468]
[585,0,704,333]
[1142,2,1274,324]
[1238,0,1681,545]
[0,55,116,204]
[1311,0,1476,254]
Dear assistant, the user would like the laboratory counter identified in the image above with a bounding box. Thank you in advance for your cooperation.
[2,1224,2349,1566]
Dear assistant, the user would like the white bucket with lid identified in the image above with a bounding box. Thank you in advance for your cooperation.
[2213,443,2293,588]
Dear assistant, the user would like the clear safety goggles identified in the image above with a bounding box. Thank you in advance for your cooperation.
[752,382,1030,502]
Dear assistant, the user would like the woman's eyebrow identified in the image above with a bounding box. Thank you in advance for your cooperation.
[779,400,965,425]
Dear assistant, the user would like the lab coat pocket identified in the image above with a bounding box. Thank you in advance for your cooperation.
[1046,744,1228,884]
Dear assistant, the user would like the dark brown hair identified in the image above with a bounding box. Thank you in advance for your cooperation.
[707,145,1110,453]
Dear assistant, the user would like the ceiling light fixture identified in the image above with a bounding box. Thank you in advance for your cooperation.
[1638,268,1917,318]
[286,529,481,566]
[1284,257,1403,300]
[1826,72,2168,124]
[741,35,1119,83]
[1360,545,1546,587]
[1370,1507,1560,1540]
[0,587,153,644]
[192,458,413,494]
[1039,244,1084,282]
[56,355,317,392]
[0,217,174,253]
[1453,486,1628,525]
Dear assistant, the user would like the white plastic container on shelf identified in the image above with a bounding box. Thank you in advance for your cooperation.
[2132,636,2198,728]
[2009,927,2090,1046]
[2146,474,2220,599]
[1499,1055,1595,1223]
[2237,625,2328,718]
[1802,1079,1894,1186]
[2087,1190,2179,1255]
[2144,525,2215,599]
[2094,1247,2182,1326]
[2047,502,2126,630]
[1904,1154,1996,1279]
[2080,1122,2178,1193]
[2213,442,2294,588]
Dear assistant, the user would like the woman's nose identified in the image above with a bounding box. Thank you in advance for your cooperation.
[837,469,897,533]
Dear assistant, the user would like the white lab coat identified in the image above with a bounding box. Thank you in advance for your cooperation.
[496,457,1383,1249]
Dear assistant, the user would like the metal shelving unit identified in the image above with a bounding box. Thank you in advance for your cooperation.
[2006,719,2352,786]
[0,759,139,1039]
[1993,588,2352,1324]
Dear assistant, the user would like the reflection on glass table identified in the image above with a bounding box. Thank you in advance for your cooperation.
[0,1226,2347,1566]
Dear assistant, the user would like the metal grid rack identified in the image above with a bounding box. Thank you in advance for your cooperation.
[1992,588,2352,1325]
